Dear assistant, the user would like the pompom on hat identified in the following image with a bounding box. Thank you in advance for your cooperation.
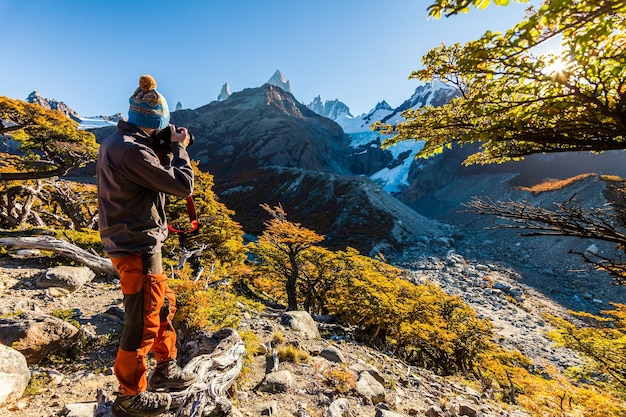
[128,75,170,129]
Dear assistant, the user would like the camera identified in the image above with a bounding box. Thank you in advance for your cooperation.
[152,126,194,148]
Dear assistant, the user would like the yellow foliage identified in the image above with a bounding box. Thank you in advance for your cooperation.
[545,304,626,397]
[271,331,285,346]
[163,164,247,291]
[518,173,596,194]
[313,362,356,394]
[276,344,310,364]
[170,276,243,331]
[0,96,98,179]
[476,346,626,415]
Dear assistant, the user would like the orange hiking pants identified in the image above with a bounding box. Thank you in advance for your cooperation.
[111,252,177,396]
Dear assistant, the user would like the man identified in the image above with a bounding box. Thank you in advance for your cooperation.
[97,75,196,416]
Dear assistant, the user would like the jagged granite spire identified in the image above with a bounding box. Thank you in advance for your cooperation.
[266,70,291,93]
[306,96,352,120]
[308,95,324,114]
[373,100,392,111]
[218,83,232,101]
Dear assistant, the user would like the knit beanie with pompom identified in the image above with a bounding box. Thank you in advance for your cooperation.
[128,75,170,129]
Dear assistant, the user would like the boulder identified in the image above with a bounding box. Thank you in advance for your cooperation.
[63,402,96,417]
[36,265,94,292]
[425,406,444,417]
[320,346,344,363]
[325,398,351,417]
[0,314,80,364]
[349,361,385,384]
[355,370,386,404]
[258,400,280,416]
[258,370,294,393]
[281,311,320,340]
[459,403,478,417]
[0,344,30,406]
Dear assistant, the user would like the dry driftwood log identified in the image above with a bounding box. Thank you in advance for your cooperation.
[96,327,246,417]
[0,235,117,277]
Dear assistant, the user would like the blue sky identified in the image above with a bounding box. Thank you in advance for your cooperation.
[1,0,534,117]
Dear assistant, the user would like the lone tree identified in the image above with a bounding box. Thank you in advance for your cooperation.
[1,97,99,229]
[0,96,98,181]
[250,203,325,311]
[375,0,626,282]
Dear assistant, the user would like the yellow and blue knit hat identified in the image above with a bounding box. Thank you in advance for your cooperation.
[128,75,170,129]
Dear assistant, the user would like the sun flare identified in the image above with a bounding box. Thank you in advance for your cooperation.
[542,53,571,77]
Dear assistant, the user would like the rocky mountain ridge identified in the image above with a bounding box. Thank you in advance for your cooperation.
[26,91,82,123]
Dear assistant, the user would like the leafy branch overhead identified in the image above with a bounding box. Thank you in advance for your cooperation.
[376,0,626,165]
[0,96,98,180]
[427,0,530,19]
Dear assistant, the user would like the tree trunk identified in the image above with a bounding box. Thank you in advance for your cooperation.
[0,182,43,227]
[286,253,299,311]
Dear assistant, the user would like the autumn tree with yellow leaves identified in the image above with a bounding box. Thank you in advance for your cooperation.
[0,97,98,229]
[249,203,325,311]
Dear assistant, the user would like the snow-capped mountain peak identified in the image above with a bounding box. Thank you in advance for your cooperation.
[306,96,352,121]
[266,70,292,93]
[218,83,232,101]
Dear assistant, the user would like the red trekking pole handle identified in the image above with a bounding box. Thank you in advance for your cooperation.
[167,195,199,234]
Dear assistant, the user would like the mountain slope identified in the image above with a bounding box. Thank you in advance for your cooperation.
[179,85,352,179]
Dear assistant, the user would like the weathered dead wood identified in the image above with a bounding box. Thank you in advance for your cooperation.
[0,235,116,277]
[96,327,246,417]
[172,328,246,414]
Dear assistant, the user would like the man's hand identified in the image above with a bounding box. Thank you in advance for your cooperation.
[170,125,190,148]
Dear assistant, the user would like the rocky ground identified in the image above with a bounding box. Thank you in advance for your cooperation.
[2,173,625,416]
[407,173,626,314]
[0,238,597,417]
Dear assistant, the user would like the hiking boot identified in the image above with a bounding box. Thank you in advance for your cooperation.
[111,391,171,416]
[148,360,197,391]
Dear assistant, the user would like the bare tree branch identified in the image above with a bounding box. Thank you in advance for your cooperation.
[466,196,626,284]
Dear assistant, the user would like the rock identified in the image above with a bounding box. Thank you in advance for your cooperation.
[509,287,524,301]
[320,346,344,363]
[459,403,478,417]
[376,409,406,417]
[425,405,444,417]
[585,244,599,255]
[47,369,64,385]
[46,287,70,297]
[0,344,30,407]
[63,402,96,417]
[355,369,386,404]
[349,361,385,384]
[257,400,280,416]
[258,370,293,393]
[281,311,320,339]
[326,398,351,417]
[36,266,94,292]
[102,306,124,322]
[0,314,80,364]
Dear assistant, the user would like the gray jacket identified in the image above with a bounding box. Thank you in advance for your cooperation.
[97,121,194,257]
